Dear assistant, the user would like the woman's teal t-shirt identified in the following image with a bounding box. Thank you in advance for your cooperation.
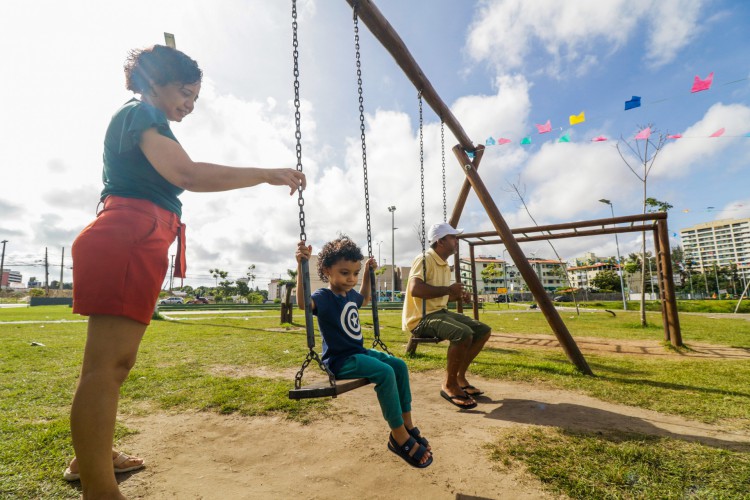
[101,98,184,217]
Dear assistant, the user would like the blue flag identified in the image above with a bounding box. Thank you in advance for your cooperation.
[624,96,641,111]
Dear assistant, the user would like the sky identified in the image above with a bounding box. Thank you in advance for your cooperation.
[1,0,749,291]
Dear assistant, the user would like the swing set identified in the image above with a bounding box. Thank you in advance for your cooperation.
[288,0,682,399]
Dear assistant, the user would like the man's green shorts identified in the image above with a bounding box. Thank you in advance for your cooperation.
[411,309,491,344]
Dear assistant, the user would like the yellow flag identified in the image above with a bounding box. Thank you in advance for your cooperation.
[569,111,585,125]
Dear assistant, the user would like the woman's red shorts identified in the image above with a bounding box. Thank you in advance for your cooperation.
[72,196,182,325]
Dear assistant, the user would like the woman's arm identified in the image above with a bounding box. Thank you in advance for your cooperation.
[140,129,305,194]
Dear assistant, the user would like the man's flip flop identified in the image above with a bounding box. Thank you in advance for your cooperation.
[461,385,484,396]
[440,390,478,409]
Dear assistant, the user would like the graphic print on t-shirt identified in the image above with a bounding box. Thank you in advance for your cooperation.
[340,301,362,340]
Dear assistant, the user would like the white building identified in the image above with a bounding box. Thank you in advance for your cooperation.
[460,256,565,295]
[680,218,750,280]
[567,262,622,290]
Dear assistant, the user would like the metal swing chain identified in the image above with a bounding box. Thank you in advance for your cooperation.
[292,0,305,244]
[292,0,335,389]
[419,91,428,318]
[353,7,372,261]
[419,92,426,252]
[353,3,392,356]
[441,120,447,223]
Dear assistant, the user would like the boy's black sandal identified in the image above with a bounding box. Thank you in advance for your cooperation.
[407,426,430,449]
[387,433,433,468]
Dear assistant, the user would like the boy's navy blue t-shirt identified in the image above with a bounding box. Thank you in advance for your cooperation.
[312,288,367,375]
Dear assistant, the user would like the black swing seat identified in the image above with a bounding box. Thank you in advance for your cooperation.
[288,377,370,400]
[405,334,442,356]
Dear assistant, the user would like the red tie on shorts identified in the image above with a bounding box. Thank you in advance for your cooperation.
[173,223,187,279]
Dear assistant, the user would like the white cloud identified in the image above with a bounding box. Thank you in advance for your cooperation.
[656,103,750,179]
[465,0,709,76]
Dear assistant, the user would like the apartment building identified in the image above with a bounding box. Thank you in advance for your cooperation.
[567,262,622,290]
[1,270,22,288]
[460,257,565,294]
[680,218,750,279]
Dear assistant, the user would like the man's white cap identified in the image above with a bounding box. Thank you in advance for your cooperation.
[428,222,463,246]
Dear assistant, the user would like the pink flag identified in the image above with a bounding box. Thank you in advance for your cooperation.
[535,120,552,134]
[497,138,511,145]
[634,127,651,140]
[691,72,714,93]
[709,128,725,137]
[667,134,682,139]
[591,136,608,142]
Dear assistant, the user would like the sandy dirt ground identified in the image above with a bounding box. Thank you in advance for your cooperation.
[73,331,750,500]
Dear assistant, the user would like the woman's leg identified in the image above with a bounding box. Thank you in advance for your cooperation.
[70,315,146,499]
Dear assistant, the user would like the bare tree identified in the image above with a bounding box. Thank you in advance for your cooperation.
[506,178,581,315]
[616,125,667,326]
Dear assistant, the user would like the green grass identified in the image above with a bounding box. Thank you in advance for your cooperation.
[487,427,750,499]
[1,305,750,498]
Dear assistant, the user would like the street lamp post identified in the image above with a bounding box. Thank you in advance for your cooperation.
[599,199,628,310]
[388,206,397,301]
[0,240,7,291]
[502,248,510,308]
[376,241,383,301]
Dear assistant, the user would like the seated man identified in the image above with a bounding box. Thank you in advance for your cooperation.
[402,223,492,409]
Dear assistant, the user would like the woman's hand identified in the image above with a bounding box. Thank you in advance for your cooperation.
[266,168,307,195]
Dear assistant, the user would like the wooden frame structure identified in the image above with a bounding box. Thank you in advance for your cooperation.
[346,0,593,374]
[456,213,683,348]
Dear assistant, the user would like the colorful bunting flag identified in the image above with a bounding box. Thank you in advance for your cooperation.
[691,72,714,93]
[520,137,532,145]
[667,134,682,139]
[558,134,570,143]
[535,120,552,134]
[485,137,496,146]
[466,150,475,159]
[591,136,608,142]
[634,127,651,140]
[569,112,585,125]
[710,128,725,137]
[624,96,641,110]
[497,138,511,145]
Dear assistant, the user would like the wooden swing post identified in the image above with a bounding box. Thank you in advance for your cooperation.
[347,0,592,374]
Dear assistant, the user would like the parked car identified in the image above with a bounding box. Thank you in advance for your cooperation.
[159,296,184,305]
[187,296,209,304]
[553,295,572,302]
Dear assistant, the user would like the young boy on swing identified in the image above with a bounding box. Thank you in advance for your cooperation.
[295,237,433,468]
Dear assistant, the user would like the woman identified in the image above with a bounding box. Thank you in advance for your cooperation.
[66,45,305,498]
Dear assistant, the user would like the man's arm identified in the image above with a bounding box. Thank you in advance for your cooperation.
[409,277,464,301]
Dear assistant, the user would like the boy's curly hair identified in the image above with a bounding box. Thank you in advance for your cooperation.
[124,44,202,94]
[317,236,364,282]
